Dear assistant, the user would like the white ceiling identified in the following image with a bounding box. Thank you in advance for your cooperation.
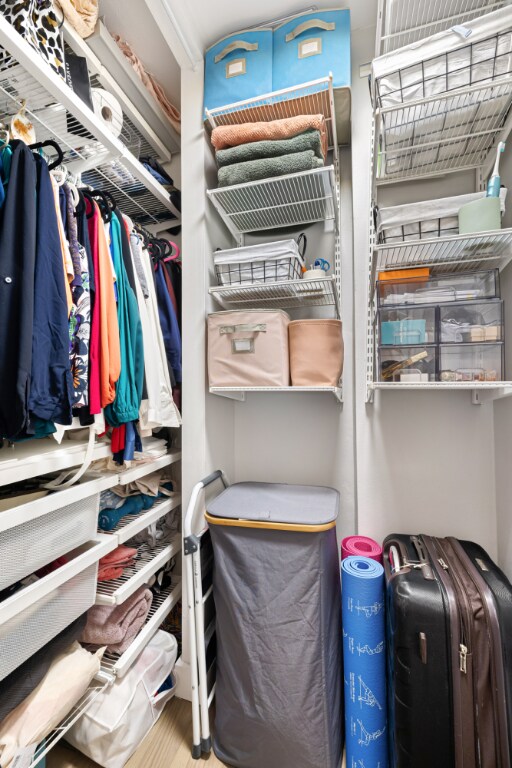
[178,0,379,51]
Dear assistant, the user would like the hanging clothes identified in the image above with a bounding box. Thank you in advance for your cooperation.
[154,260,182,384]
[64,184,91,408]
[50,175,73,316]
[87,198,121,413]
[28,155,74,427]
[126,222,180,430]
[104,212,144,427]
[0,141,37,438]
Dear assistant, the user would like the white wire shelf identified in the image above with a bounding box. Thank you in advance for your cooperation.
[0,15,178,226]
[116,451,181,485]
[95,536,181,605]
[374,229,512,279]
[209,277,340,315]
[376,0,505,55]
[65,20,180,158]
[375,78,512,182]
[205,75,338,152]
[99,578,182,678]
[207,166,338,238]
[29,678,112,768]
[370,380,512,404]
[99,495,182,545]
[210,386,343,403]
[0,437,112,488]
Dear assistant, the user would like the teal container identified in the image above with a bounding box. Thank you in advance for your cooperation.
[381,319,426,345]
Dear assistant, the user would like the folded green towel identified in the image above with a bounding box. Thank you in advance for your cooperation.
[216,129,324,167]
[217,150,324,188]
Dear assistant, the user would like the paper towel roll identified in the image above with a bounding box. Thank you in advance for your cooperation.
[92,88,123,138]
[342,536,383,564]
[342,556,388,768]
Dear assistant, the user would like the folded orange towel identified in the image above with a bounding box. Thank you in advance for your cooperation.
[211,114,328,160]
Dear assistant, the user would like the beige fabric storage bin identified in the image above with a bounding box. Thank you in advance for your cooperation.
[208,310,290,387]
[289,320,344,386]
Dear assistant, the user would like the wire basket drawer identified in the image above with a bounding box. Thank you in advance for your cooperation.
[214,238,305,286]
[377,189,507,243]
[0,492,101,593]
[0,557,99,681]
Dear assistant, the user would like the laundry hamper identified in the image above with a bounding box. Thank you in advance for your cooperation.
[206,482,343,768]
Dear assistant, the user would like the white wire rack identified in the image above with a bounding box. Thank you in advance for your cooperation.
[99,579,182,678]
[98,495,182,545]
[210,386,343,402]
[95,536,181,605]
[0,15,178,225]
[207,166,337,239]
[376,0,505,55]
[116,451,181,486]
[29,678,112,768]
[373,229,512,280]
[209,276,340,315]
[370,380,512,403]
[205,75,338,153]
[375,79,512,182]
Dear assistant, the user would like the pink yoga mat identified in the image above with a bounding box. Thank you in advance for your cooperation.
[341,536,383,564]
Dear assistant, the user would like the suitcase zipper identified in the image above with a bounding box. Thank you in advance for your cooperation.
[422,536,475,768]
[449,539,511,768]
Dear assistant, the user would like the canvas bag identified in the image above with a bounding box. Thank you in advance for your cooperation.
[65,631,178,768]
[0,0,66,79]
[289,319,343,386]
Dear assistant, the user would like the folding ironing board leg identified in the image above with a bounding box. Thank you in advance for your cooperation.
[186,545,202,759]
[194,546,212,753]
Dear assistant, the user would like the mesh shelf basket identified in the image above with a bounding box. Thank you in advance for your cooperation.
[214,238,305,286]
[0,492,100,593]
[376,189,507,244]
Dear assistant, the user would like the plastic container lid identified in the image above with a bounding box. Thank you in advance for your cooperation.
[207,482,339,526]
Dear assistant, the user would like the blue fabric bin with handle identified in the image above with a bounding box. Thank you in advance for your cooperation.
[273,9,351,144]
[204,28,273,114]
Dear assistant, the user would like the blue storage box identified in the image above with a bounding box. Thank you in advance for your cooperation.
[381,319,427,345]
[273,9,351,144]
[204,28,273,114]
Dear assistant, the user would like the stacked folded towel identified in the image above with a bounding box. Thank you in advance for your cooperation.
[97,546,138,582]
[211,115,328,188]
[80,585,153,654]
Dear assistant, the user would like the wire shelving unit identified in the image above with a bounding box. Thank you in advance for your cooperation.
[209,276,340,315]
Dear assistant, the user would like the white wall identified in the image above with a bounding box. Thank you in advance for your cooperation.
[352,25,499,557]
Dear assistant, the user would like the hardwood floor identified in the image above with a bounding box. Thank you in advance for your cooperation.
[49,698,229,768]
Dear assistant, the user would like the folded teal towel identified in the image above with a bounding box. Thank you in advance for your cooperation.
[217,150,324,188]
[216,129,324,167]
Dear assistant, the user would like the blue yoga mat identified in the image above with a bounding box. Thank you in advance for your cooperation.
[341,556,388,768]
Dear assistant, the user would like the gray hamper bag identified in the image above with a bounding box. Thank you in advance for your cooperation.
[206,482,344,768]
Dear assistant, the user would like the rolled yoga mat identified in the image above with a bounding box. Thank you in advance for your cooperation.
[341,556,388,768]
[342,536,383,564]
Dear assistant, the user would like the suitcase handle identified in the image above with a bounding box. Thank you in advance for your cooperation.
[285,19,335,42]
[214,40,259,63]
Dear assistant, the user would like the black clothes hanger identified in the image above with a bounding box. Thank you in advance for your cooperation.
[29,139,64,171]
[81,190,97,220]
[89,190,112,223]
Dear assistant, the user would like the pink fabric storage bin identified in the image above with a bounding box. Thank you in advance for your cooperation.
[208,310,290,387]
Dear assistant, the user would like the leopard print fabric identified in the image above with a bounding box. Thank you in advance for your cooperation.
[0,0,65,79]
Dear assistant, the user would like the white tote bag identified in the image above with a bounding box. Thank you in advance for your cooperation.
[66,631,178,768]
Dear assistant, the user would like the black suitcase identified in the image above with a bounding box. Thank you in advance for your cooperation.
[383,533,512,768]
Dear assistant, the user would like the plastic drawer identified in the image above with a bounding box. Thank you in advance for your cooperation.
[0,476,118,592]
[378,269,499,307]
[379,306,436,345]
[378,344,437,382]
[0,537,115,681]
[439,343,504,382]
[439,300,504,343]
